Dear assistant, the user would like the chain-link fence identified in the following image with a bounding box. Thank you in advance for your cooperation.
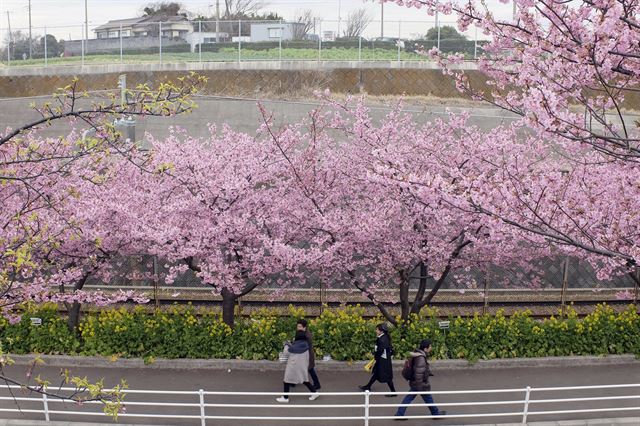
[0,19,487,68]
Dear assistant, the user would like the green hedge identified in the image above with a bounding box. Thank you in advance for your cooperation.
[1,304,638,361]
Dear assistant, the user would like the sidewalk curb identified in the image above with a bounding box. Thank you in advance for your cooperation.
[7,354,639,371]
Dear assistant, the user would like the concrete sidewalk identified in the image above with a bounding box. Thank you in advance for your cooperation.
[0,356,638,425]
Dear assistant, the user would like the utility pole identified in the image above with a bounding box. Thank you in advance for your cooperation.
[513,0,517,20]
[216,0,220,43]
[28,0,32,59]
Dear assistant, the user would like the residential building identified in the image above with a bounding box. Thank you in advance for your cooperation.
[249,22,307,42]
[94,15,193,39]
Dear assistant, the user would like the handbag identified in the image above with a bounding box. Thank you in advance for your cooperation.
[279,343,290,363]
[364,358,375,372]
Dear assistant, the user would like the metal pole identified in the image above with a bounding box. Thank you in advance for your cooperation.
[633,267,639,306]
[318,20,322,62]
[279,19,282,63]
[44,26,47,66]
[119,22,123,63]
[28,0,32,59]
[482,276,489,315]
[198,389,206,426]
[358,35,361,62]
[42,390,50,421]
[380,3,384,38]
[397,20,401,63]
[159,21,162,64]
[198,20,202,64]
[84,0,88,52]
[238,19,241,63]
[513,0,517,20]
[81,37,84,68]
[522,386,531,423]
[560,257,570,316]
[364,390,370,426]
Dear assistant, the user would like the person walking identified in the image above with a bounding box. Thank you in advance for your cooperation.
[297,319,321,390]
[359,323,397,395]
[394,339,446,420]
[276,330,320,403]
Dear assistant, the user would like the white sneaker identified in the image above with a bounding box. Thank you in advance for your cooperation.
[276,397,289,403]
[309,393,320,401]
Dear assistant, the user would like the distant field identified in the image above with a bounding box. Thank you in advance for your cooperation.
[0,47,430,68]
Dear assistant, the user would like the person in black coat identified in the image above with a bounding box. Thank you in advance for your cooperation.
[359,323,397,395]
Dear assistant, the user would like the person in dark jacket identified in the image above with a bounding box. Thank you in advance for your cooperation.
[297,319,321,390]
[359,323,397,395]
[394,339,446,420]
[276,331,319,403]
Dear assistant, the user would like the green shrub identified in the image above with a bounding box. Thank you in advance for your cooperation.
[0,303,637,361]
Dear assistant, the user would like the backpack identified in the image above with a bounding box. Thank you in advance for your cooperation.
[401,356,415,381]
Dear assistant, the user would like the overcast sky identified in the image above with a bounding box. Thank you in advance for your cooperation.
[0,0,514,41]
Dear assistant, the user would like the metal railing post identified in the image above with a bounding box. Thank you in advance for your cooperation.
[159,21,163,64]
[364,390,370,426]
[522,386,531,423]
[238,20,241,63]
[198,389,206,426]
[119,23,123,63]
[42,389,50,421]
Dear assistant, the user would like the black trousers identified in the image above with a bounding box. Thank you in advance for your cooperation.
[308,367,321,388]
[363,374,396,392]
[283,381,316,398]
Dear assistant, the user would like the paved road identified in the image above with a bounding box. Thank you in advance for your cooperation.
[0,96,518,142]
[1,361,638,426]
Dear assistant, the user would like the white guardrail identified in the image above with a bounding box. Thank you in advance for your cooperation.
[0,383,639,425]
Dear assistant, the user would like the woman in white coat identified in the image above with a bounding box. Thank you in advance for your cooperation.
[276,331,320,403]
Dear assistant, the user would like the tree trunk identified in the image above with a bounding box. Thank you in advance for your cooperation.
[399,270,410,322]
[221,288,236,328]
[67,302,81,333]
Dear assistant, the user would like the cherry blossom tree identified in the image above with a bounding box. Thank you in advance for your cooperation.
[385,0,640,295]
[258,98,550,324]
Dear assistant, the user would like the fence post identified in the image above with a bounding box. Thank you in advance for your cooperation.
[198,388,206,426]
[198,21,202,64]
[238,20,242,63]
[364,390,370,426]
[560,257,570,317]
[44,26,48,67]
[358,35,362,62]
[521,386,531,423]
[318,20,322,63]
[397,20,401,63]
[42,389,50,421]
[120,23,123,63]
[279,19,283,63]
[159,21,163,64]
